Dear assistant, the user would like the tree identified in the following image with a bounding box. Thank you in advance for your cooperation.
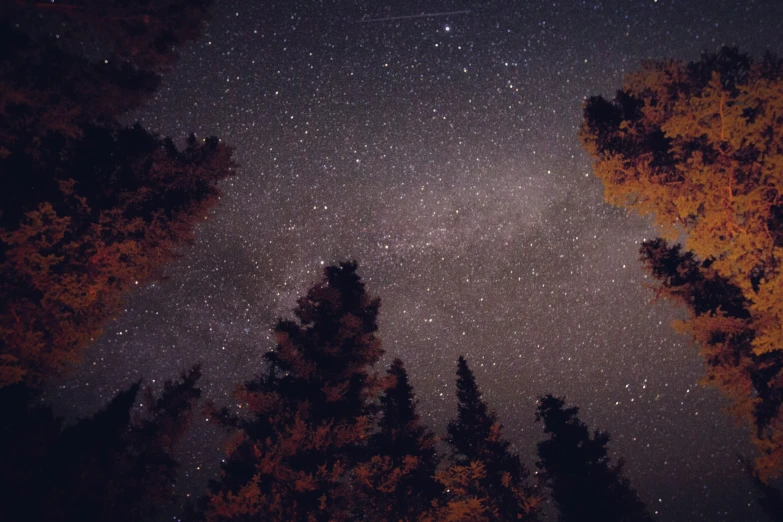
[0,367,203,522]
[0,23,160,155]
[638,240,778,425]
[0,383,62,519]
[434,356,539,522]
[2,0,214,157]
[0,126,235,387]
[205,262,384,521]
[535,395,652,522]
[739,455,783,522]
[8,0,213,71]
[354,358,442,521]
[580,48,783,480]
[0,1,234,387]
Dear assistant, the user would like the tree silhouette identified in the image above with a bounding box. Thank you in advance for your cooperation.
[0,367,202,522]
[739,455,783,522]
[580,47,783,481]
[205,262,384,521]
[2,0,214,158]
[535,395,652,522]
[0,23,159,155]
[0,0,233,387]
[354,358,442,521]
[638,239,783,444]
[7,0,213,71]
[434,356,539,521]
[0,126,235,387]
[0,384,62,519]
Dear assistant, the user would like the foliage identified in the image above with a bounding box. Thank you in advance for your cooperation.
[192,265,668,521]
[422,461,493,522]
[0,1,233,387]
[2,0,214,159]
[9,0,213,71]
[355,358,442,521]
[0,127,235,387]
[200,268,548,521]
[740,456,783,522]
[535,395,652,522]
[0,366,202,522]
[205,262,384,522]
[435,356,540,522]
[0,23,159,155]
[580,47,783,480]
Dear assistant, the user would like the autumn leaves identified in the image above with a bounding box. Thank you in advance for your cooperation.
[201,263,647,521]
[581,48,783,481]
[0,1,235,386]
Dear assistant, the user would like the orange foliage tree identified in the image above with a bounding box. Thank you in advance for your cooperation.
[205,263,384,521]
[201,267,541,522]
[430,356,540,522]
[0,1,233,387]
[354,358,442,521]
[580,48,783,480]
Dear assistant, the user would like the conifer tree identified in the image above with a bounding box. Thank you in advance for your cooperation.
[433,356,539,521]
[580,47,783,480]
[535,395,652,522]
[638,240,776,436]
[354,358,442,521]
[205,262,384,522]
[0,367,202,522]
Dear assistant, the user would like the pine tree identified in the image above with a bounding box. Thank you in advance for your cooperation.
[354,358,442,521]
[0,367,202,522]
[535,395,652,522]
[205,262,384,522]
[580,47,783,481]
[434,356,539,521]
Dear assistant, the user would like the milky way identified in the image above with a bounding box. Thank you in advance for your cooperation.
[50,1,783,519]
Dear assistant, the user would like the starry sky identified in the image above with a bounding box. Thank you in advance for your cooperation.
[49,1,783,520]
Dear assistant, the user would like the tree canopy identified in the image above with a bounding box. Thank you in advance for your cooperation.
[0,0,234,387]
[0,367,202,522]
[198,265,546,522]
[435,356,539,522]
[581,47,783,481]
[205,262,384,521]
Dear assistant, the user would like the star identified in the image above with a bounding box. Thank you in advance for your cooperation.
[50,1,781,520]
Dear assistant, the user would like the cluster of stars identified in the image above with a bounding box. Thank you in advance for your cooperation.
[48,1,783,520]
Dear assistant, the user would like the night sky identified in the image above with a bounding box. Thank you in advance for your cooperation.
[49,1,783,520]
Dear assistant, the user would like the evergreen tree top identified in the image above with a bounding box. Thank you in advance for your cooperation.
[536,395,652,522]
